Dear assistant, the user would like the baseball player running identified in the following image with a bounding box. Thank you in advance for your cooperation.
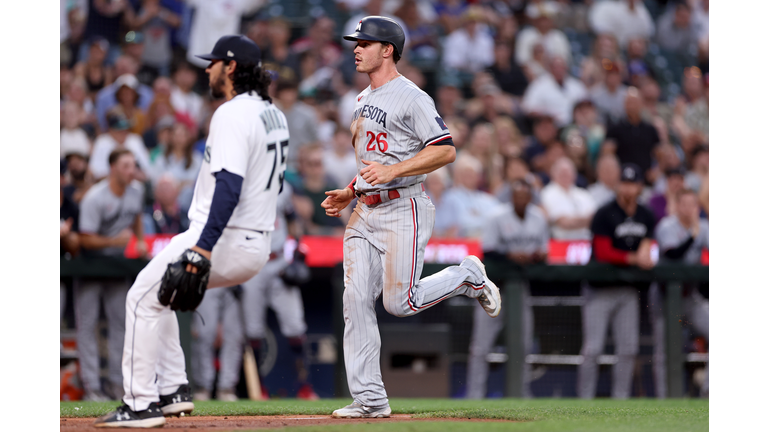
[321,16,501,419]
[95,35,289,428]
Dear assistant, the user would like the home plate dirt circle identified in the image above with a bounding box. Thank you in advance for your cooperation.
[61,414,514,430]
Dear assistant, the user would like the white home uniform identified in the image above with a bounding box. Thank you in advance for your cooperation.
[342,76,488,408]
[121,92,290,412]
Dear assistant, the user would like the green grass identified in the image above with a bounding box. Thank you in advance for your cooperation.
[61,398,708,432]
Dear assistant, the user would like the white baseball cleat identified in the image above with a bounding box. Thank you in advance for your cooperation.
[332,402,391,418]
[463,255,502,318]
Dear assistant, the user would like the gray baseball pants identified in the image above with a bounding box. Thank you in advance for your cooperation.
[74,277,130,395]
[342,188,486,408]
[191,287,244,392]
[466,284,533,399]
[649,283,709,398]
[577,285,639,399]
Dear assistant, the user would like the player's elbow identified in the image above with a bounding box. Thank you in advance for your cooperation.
[442,146,456,165]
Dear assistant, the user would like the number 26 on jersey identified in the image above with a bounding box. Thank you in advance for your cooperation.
[365,131,388,153]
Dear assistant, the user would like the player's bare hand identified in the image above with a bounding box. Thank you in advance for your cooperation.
[322,188,354,217]
[136,239,149,259]
[60,218,73,238]
[360,160,397,186]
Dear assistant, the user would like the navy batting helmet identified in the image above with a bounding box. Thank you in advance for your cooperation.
[343,16,405,58]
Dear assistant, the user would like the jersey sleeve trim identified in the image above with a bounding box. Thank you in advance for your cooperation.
[425,133,452,146]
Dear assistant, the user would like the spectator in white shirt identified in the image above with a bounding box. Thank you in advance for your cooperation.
[655,2,698,54]
[170,61,204,126]
[442,154,502,239]
[541,157,597,240]
[588,154,620,207]
[61,101,92,160]
[515,2,572,67]
[442,7,495,76]
[589,60,628,125]
[90,109,151,182]
[588,0,655,49]
[521,56,588,126]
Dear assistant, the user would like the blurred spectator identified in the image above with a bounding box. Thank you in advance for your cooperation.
[673,68,708,151]
[90,108,151,181]
[260,18,301,84]
[469,180,547,399]
[579,163,655,399]
[185,0,264,68]
[639,77,674,130]
[77,149,147,401]
[648,167,685,223]
[292,16,343,69]
[462,122,503,192]
[274,79,320,173]
[73,36,113,100]
[79,0,137,65]
[588,0,655,49]
[60,159,81,258]
[170,61,204,126]
[650,144,682,194]
[144,114,175,154]
[61,101,93,160]
[324,128,358,190]
[338,71,371,128]
[625,37,654,88]
[684,145,708,193]
[442,154,502,238]
[580,34,622,91]
[540,157,597,240]
[515,2,571,67]
[395,0,440,64]
[425,167,457,238]
[655,2,697,55]
[495,157,541,205]
[494,116,525,160]
[64,78,99,134]
[466,81,514,127]
[113,74,147,134]
[95,56,154,131]
[121,31,151,84]
[487,42,529,98]
[293,145,346,236]
[588,155,620,208]
[603,88,660,183]
[436,79,466,120]
[134,0,181,78]
[651,188,709,398]
[562,127,592,188]
[149,120,202,183]
[590,60,627,125]
[521,56,588,126]
[561,99,606,167]
[442,7,495,84]
[62,144,95,205]
[143,78,177,148]
[143,174,189,235]
[523,115,559,176]
[434,0,468,35]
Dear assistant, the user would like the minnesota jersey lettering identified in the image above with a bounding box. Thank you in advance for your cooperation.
[352,104,388,128]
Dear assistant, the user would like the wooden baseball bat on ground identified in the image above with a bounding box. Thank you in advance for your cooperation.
[243,345,264,400]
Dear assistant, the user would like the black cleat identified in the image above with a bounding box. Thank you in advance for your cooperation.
[93,403,166,428]
[158,384,195,417]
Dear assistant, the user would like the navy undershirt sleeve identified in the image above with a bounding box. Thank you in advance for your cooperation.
[196,169,244,251]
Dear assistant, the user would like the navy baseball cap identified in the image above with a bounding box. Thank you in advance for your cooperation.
[620,163,643,183]
[195,35,262,66]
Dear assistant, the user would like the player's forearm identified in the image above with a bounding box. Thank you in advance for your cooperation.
[391,145,456,178]
[133,214,145,242]
[80,233,119,250]
[196,170,243,251]
[61,233,81,256]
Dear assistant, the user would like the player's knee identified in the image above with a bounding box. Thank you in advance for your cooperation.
[383,302,409,318]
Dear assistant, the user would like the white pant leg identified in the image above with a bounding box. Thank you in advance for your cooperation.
[74,279,103,393]
[241,260,275,340]
[122,225,269,411]
[104,279,130,392]
[191,288,223,392]
[156,309,189,395]
[578,285,616,399]
[218,287,245,390]
[648,283,667,398]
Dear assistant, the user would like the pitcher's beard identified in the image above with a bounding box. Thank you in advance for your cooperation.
[210,74,226,99]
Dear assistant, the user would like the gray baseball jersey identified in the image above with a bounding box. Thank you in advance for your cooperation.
[481,204,550,255]
[655,216,709,264]
[350,76,452,193]
[79,179,144,256]
[340,76,493,409]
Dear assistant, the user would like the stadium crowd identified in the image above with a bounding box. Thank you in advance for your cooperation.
[60,0,709,401]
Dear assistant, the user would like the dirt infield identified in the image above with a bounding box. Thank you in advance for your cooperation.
[61,414,512,430]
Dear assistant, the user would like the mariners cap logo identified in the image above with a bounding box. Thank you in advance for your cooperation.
[356,20,362,32]
[227,50,234,57]
[624,167,633,178]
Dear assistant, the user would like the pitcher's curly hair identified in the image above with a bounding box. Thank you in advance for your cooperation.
[224,59,272,103]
